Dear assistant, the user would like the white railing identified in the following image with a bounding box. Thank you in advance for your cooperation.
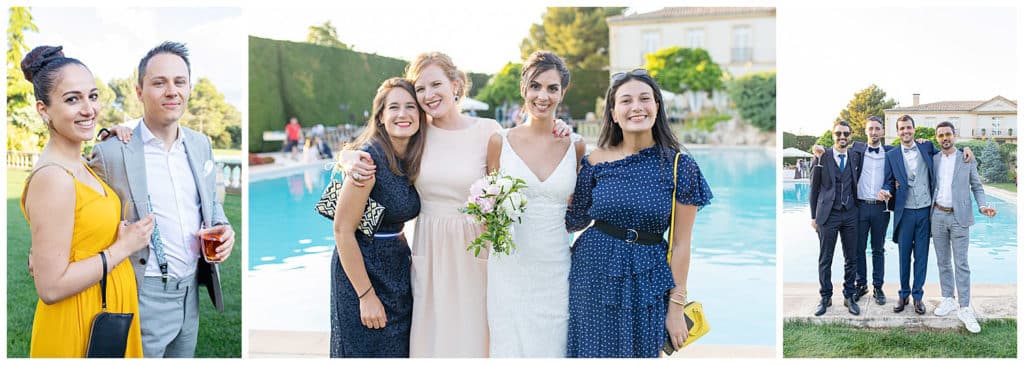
[7,151,39,170]
[9,150,241,194]
[217,160,242,194]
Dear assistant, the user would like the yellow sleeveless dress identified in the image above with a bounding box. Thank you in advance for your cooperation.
[21,163,143,358]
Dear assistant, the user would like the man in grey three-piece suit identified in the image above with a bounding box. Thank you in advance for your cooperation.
[928,121,996,334]
[89,42,236,357]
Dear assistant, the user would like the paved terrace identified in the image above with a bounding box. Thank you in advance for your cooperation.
[783,282,1016,328]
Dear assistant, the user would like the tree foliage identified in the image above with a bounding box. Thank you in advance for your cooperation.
[979,139,1010,183]
[837,85,897,142]
[7,6,38,116]
[519,7,624,70]
[476,62,522,109]
[179,77,243,149]
[307,21,349,49]
[727,71,775,132]
[814,129,834,148]
[645,47,724,96]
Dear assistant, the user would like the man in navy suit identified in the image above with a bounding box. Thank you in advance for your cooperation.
[879,115,937,315]
[809,121,863,316]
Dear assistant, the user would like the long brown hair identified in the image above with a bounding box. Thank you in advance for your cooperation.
[347,78,427,183]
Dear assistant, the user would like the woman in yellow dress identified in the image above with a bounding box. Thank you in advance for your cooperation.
[19,45,154,358]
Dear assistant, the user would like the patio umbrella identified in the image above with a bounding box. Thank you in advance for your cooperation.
[783,147,814,158]
[459,97,489,111]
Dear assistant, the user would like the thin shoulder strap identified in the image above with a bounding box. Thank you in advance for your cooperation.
[667,152,681,263]
[21,162,74,208]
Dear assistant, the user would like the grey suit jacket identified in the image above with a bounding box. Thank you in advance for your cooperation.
[88,122,228,311]
[931,149,987,227]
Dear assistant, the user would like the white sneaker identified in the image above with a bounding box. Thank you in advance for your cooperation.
[957,307,981,333]
[934,297,958,316]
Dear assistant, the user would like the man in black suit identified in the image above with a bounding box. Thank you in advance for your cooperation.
[847,116,894,305]
[809,121,863,316]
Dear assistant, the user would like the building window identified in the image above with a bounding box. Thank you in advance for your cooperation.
[731,26,752,63]
[642,31,660,64]
[687,28,705,49]
[992,117,1002,136]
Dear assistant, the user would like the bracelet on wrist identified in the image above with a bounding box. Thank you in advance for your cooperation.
[358,286,373,299]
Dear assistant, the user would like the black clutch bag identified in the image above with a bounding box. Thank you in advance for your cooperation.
[314,167,385,237]
[86,251,134,358]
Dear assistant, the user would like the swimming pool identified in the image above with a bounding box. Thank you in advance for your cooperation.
[247,147,777,346]
[782,182,1017,284]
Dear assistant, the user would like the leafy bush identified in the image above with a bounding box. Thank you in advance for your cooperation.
[727,71,776,132]
[979,139,1010,183]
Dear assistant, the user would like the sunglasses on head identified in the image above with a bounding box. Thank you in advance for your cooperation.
[611,68,650,82]
[833,131,851,137]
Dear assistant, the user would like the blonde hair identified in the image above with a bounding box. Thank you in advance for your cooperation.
[404,51,471,99]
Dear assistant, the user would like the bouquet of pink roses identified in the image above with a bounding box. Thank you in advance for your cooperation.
[459,170,528,256]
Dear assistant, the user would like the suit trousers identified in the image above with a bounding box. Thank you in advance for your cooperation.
[855,202,889,288]
[139,274,200,358]
[930,209,972,307]
[817,206,858,299]
[896,207,930,301]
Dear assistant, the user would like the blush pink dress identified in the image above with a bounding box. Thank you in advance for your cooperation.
[409,118,500,357]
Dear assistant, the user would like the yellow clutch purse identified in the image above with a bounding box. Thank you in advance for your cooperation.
[663,301,710,355]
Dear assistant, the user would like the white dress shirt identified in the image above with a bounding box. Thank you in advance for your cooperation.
[935,151,957,207]
[832,150,849,171]
[141,122,202,279]
[901,144,920,180]
[858,144,886,200]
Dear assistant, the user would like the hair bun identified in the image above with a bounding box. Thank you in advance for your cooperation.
[21,45,65,83]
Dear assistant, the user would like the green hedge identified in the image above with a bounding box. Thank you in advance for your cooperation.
[727,71,776,132]
[249,36,408,152]
[564,69,608,120]
[249,37,611,152]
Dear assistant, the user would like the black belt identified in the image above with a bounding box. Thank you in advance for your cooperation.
[859,199,884,205]
[593,220,663,245]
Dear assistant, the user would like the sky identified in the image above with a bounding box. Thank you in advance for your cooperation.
[245,5,661,75]
[778,6,1018,135]
[20,7,245,108]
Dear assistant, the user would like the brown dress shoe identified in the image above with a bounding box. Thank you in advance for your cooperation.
[894,297,909,313]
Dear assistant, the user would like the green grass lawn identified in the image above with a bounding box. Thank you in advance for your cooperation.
[783,319,1017,358]
[7,168,241,358]
[988,183,1017,193]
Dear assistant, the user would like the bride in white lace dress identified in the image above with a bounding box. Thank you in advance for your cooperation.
[484,51,586,358]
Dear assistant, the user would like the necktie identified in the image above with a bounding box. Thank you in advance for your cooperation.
[147,195,170,286]
[838,154,846,172]
[868,147,880,154]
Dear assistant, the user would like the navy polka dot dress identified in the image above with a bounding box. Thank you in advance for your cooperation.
[565,146,712,358]
[330,142,419,358]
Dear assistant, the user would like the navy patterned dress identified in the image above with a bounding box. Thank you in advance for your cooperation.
[331,142,419,358]
[565,146,712,358]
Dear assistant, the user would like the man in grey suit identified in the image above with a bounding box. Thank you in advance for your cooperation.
[89,41,236,357]
[929,121,996,333]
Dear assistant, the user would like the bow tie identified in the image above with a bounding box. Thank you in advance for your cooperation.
[904,145,917,153]
[868,147,880,154]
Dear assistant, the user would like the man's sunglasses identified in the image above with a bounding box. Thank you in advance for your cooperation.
[833,131,851,137]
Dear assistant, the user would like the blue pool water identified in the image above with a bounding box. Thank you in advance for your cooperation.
[782,182,1017,284]
[248,147,776,346]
